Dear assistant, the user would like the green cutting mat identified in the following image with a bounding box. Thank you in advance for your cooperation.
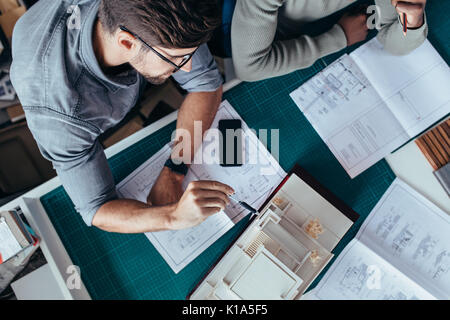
[40,0,450,300]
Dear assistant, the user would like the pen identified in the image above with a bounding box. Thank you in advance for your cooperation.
[402,12,407,36]
[229,195,258,214]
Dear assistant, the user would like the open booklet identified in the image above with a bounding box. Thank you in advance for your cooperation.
[116,101,286,273]
[309,178,450,300]
[290,38,450,178]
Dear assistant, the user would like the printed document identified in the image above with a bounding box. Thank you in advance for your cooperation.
[290,38,450,178]
[117,100,286,273]
[311,179,450,300]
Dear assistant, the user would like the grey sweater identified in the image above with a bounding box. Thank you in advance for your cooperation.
[231,0,428,81]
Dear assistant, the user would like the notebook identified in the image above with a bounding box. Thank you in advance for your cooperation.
[310,179,450,300]
[0,210,35,264]
[290,38,450,178]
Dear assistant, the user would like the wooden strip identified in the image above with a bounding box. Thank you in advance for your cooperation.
[431,127,449,149]
[429,131,449,162]
[423,134,447,168]
[415,118,450,170]
[443,120,450,137]
[416,137,441,170]
[431,128,450,154]
[437,126,450,147]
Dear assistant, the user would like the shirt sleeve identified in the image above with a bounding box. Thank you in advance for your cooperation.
[171,43,223,92]
[231,0,348,82]
[24,107,118,226]
[375,0,428,55]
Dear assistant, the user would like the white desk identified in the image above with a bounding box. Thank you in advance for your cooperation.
[386,139,450,213]
[11,263,66,300]
[2,79,448,299]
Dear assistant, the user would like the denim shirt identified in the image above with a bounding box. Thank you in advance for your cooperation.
[10,0,223,226]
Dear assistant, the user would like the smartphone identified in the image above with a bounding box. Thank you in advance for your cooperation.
[218,119,243,167]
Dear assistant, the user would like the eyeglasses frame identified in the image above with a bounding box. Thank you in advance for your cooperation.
[119,25,197,71]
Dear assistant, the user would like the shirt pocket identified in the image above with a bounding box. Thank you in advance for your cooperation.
[75,71,141,133]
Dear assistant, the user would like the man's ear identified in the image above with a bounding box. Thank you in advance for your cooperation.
[116,29,139,56]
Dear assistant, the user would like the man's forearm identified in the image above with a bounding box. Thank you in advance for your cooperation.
[173,86,223,160]
[92,199,176,233]
[149,86,223,207]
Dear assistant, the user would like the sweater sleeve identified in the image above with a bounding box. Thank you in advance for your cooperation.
[375,0,428,55]
[231,0,347,82]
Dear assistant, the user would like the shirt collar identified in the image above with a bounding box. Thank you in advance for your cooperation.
[80,1,138,92]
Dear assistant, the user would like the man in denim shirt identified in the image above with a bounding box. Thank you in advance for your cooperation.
[10,0,234,233]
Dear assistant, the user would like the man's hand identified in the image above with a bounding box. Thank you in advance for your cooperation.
[168,181,234,230]
[392,0,426,29]
[148,167,185,206]
[338,13,369,47]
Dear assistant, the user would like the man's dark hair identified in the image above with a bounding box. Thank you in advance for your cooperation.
[98,0,221,49]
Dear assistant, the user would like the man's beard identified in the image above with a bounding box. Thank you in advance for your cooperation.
[129,59,175,85]
[140,70,173,85]
[129,50,177,85]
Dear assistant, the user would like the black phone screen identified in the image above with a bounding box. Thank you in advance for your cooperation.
[218,119,243,167]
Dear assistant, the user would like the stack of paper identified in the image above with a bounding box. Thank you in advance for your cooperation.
[0,210,35,264]
[309,179,450,300]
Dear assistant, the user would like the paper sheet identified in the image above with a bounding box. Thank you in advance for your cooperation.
[356,179,450,299]
[313,239,436,300]
[0,217,22,263]
[117,144,171,203]
[116,100,286,273]
[290,38,450,178]
[310,179,450,300]
[351,38,450,137]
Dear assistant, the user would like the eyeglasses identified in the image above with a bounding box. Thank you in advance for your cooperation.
[119,25,197,71]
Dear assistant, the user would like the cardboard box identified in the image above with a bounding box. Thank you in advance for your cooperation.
[6,103,24,122]
[102,116,144,148]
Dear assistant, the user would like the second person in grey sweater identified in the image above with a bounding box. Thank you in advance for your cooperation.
[231,0,428,81]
